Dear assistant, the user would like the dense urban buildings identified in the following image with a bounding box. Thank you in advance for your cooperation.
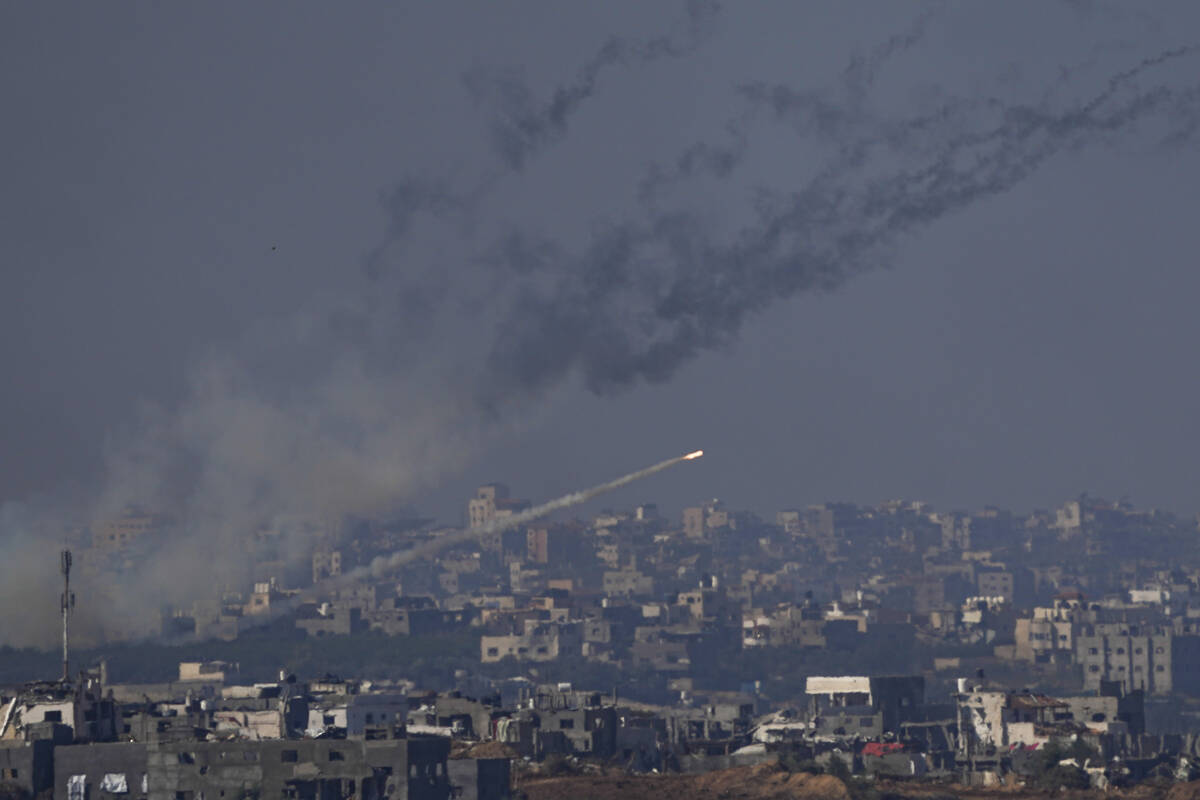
[10,489,1200,797]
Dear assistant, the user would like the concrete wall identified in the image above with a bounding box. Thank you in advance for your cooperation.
[54,742,148,800]
[47,736,451,800]
[447,758,510,800]
[0,740,53,797]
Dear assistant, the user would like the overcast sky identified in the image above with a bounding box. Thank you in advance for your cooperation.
[5,2,1200,533]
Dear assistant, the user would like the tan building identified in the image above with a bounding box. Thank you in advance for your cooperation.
[682,499,733,538]
[1075,631,1200,694]
[602,569,654,597]
[91,508,168,551]
[468,483,530,529]
[526,523,584,565]
[179,661,239,683]
[312,549,342,583]
[481,621,579,663]
[775,510,803,535]
[244,579,288,616]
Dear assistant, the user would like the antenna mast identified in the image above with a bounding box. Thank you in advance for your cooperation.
[60,549,74,683]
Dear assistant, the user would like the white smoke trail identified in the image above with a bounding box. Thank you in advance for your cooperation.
[345,448,704,582]
[212,448,704,639]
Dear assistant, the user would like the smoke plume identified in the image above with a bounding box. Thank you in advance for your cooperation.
[471,45,1200,400]
[2,6,1199,650]
[463,0,721,171]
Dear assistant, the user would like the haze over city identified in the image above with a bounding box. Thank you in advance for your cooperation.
[4,3,1200,530]
[6,6,1200,797]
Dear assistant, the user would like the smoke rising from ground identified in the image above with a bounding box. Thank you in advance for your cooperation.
[2,7,1199,649]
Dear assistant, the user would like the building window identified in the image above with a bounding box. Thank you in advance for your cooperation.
[486,648,498,657]
[281,750,299,763]
[329,751,344,762]
[1157,665,1166,672]
[1089,665,1100,673]
[1088,648,1098,655]
[1116,648,1125,655]
[560,719,575,729]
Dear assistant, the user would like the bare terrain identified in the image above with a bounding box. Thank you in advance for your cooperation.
[517,763,1200,800]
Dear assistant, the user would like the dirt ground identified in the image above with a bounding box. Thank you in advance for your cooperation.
[517,762,1200,800]
[520,762,849,800]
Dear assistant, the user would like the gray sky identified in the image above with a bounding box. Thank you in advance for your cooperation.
[5,1,1200,535]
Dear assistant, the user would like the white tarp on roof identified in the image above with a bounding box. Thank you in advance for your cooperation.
[68,775,87,800]
[100,774,128,793]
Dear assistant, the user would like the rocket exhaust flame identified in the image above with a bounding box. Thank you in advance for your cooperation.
[684,450,703,460]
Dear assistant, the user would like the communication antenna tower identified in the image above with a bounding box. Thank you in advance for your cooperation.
[61,549,74,683]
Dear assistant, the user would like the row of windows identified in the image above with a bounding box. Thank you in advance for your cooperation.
[281,750,344,763]
[1085,646,1166,655]
[176,749,347,765]
[485,646,550,657]
[1088,664,1165,673]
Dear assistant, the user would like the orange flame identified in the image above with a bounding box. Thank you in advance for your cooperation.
[683,450,704,460]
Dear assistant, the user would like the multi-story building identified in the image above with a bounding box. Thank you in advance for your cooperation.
[1075,630,1200,694]
[90,508,169,552]
[1014,595,1089,663]
[480,621,580,664]
[467,484,529,530]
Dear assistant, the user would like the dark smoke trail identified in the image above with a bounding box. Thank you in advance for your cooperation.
[367,1,720,282]
[639,8,938,205]
[463,0,721,171]
[472,46,1200,402]
[363,177,475,281]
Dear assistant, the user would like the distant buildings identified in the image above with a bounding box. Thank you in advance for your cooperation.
[29,477,1200,793]
[467,484,529,530]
